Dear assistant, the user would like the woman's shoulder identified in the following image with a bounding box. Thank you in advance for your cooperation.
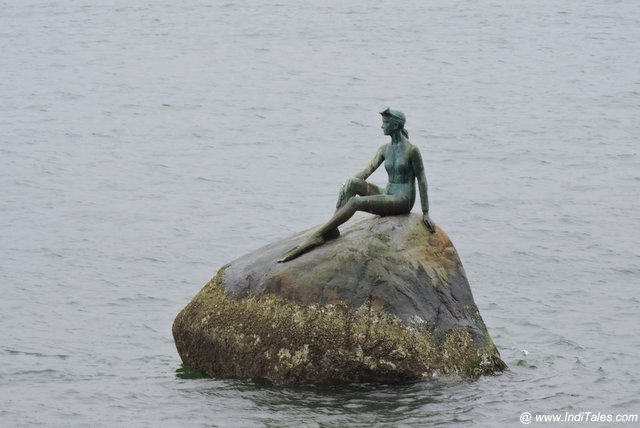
[406,141,421,152]
[406,143,424,159]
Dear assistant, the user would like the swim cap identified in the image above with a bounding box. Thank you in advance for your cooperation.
[379,107,406,126]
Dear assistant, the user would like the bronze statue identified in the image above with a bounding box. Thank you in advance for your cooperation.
[278,108,435,263]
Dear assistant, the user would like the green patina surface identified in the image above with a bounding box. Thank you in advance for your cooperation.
[173,268,505,385]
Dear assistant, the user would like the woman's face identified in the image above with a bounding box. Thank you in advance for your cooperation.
[381,116,398,135]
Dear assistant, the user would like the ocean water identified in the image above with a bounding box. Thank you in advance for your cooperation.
[1,0,639,426]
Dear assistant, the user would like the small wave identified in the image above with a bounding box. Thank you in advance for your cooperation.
[196,176,223,183]
[553,338,584,351]
[176,365,208,379]
[3,348,69,360]
[14,369,60,376]
[612,266,640,275]
[513,359,538,369]
[470,201,496,208]
[140,256,166,263]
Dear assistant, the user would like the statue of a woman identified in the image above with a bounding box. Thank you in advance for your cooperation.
[278,108,435,263]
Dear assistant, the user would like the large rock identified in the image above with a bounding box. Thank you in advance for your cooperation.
[173,213,506,384]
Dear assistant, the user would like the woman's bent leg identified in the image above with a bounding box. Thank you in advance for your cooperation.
[278,193,407,263]
[278,201,360,262]
[316,195,410,238]
[336,178,383,209]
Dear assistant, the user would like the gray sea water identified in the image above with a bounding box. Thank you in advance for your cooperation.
[1,0,639,426]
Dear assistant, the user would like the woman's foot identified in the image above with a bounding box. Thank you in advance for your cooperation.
[277,234,326,263]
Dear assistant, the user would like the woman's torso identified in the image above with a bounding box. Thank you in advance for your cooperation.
[383,142,416,206]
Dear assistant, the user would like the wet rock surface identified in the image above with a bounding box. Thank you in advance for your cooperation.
[173,213,506,384]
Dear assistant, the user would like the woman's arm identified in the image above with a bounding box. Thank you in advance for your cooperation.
[411,146,436,233]
[354,145,386,180]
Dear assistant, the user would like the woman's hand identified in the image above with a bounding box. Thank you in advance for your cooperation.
[423,212,436,233]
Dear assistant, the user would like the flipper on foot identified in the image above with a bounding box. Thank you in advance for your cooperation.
[277,234,326,263]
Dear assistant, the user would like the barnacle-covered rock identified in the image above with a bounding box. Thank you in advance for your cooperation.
[173,213,505,384]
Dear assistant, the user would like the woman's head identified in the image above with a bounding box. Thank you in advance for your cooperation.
[380,107,409,137]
